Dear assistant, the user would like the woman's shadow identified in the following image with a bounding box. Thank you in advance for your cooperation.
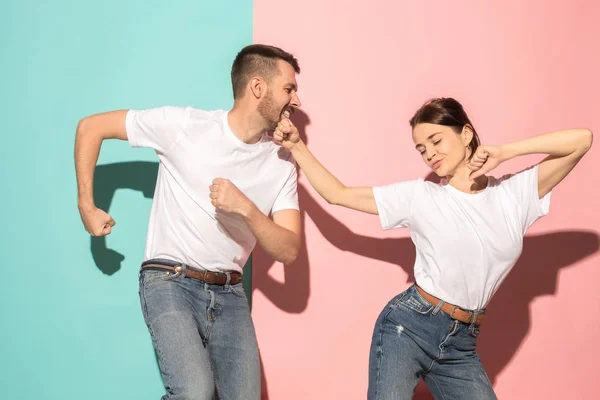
[251,109,600,399]
[90,109,599,399]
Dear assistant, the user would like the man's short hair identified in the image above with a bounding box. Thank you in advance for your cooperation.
[231,44,300,99]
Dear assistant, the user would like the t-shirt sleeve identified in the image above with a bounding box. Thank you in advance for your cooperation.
[373,179,421,230]
[499,164,551,232]
[126,106,191,154]
[271,162,299,214]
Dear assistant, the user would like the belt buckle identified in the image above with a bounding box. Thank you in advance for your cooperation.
[449,306,474,324]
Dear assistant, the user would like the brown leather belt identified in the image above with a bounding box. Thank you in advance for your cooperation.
[416,285,486,326]
[141,263,242,285]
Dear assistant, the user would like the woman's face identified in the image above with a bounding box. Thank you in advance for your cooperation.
[412,123,473,177]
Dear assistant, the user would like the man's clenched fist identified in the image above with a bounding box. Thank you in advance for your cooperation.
[209,178,254,216]
[79,205,116,236]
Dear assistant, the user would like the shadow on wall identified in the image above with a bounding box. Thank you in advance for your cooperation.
[90,110,599,399]
[251,110,600,399]
[88,112,315,399]
[91,161,158,276]
[91,160,278,399]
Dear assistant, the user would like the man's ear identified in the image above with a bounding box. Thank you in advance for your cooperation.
[249,77,264,99]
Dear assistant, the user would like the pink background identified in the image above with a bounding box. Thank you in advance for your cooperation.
[253,1,600,399]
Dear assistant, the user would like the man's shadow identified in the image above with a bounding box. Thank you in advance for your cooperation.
[251,110,599,398]
[91,161,158,275]
[91,160,258,399]
[90,110,315,398]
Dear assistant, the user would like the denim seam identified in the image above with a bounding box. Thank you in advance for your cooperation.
[213,375,222,400]
[204,283,216,342]
[139,284,175,395]
[139,280,149,318]
[373,329,384,399]
[373,306,396,399]
[426,373,449,400]
[425,320,459,373]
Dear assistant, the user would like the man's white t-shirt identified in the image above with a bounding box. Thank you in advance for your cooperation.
[126,106,299,273]
[373,165,551,310]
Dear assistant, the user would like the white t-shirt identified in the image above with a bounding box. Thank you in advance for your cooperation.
[126,106,299,273]
[373,165,551,310]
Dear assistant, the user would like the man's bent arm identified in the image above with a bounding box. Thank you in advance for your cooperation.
[74,110,128,210]
[241,207,301,265]
[75,110,128,236]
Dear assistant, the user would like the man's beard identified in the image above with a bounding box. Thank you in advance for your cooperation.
[258,90,283,130]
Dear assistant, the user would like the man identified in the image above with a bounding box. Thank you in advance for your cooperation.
[75,44,302,399]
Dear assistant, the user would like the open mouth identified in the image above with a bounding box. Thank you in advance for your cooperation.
[282,108,294,119]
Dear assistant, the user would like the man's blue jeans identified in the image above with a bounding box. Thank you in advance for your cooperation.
[368,285,497,400]
[138,259,259,400]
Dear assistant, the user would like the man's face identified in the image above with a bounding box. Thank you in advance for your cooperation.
[258,60,302,130]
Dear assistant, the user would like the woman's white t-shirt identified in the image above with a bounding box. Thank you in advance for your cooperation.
[373,165,551,310]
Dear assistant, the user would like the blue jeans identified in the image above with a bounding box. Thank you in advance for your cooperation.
[368,285,497,400]
[138,260,260,400]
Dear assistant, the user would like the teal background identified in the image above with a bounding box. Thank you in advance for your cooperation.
[1,1,253,398]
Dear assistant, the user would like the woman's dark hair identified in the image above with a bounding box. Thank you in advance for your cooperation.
[409,97,480,158]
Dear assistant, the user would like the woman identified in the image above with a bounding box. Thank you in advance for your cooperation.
[273,98,592,399]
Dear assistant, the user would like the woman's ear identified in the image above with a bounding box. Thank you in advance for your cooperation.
[462,124,474,146]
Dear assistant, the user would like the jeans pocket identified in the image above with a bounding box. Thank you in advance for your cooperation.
[396,290,434,315]
[229,283,247,298]
[142,270,178,287]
